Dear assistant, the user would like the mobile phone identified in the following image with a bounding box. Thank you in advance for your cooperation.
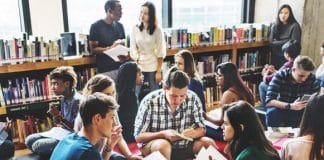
[300,94,312,101]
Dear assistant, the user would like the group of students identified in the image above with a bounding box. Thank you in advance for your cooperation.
[1,0,324,159]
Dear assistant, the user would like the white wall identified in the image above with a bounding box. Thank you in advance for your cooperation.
[29,0,64,39]
[254,0,305,25]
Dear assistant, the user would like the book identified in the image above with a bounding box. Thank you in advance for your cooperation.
[172,130,193,141]
[39,127,72,141]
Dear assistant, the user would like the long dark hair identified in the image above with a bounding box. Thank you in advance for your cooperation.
[224,101,280,159]
[174,50,199,79]
[299,93,324,160]
[276,4,298,27]
[139,2,156,35]
[216,62,255,105]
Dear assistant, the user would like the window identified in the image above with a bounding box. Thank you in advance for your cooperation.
[0,0,22,38]
[67,0,162,35]
[172,0,243,30]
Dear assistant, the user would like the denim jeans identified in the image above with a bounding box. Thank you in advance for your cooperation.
[266,107,304,127]
[25,133,59,156]
[0,140,15,159]
[143,71,159,92]
[258,82,269,107]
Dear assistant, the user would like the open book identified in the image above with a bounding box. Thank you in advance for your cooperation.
[103,45,130,62]
[172,130,193,141]
[196,146,227,160]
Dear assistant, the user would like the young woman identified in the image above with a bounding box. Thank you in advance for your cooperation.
[259,40,301,108]
[222,101,280,160]
[130,1,166,93]
[205,62,255,140]
[280,93,324,160]
[174,50,206,111]
[74,74,142,160]
[268,4,301,69]
[116,61,143,143]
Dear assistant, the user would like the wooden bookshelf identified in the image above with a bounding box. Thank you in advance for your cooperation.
[167,41,267,56]
[0,42,267,74]
[0,57,95,74]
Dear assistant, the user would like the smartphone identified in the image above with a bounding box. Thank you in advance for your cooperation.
[300,94,312,101]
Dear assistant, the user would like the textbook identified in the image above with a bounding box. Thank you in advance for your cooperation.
[172,130,193,141]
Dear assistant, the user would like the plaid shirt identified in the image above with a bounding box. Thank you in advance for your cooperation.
[266,68,320,104]
[134,89,205,149]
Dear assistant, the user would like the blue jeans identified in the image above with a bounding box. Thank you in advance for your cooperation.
[102,69,119,83]
[143,71,159,92]
[0,140,15,159]
[206,126,224,141]
[258,82,269,107]
[25,133,59,156]
[266,107,304,127]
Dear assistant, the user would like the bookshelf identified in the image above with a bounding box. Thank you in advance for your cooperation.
[0,57,95,74]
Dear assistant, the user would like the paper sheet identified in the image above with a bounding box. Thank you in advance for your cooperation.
[103,45,130,62]
[143,151,167,160]
[39,127,72,140]
[196,146,227,160]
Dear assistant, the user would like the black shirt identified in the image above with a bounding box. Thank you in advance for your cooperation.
[89,20,125,73]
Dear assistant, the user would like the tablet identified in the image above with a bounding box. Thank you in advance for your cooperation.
[300,94,312,101]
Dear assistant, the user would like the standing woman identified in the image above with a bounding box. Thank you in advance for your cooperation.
[222,101,280,160]
[116,62,143,143]
[268,4,301,69]
[130,1,166,93]
[204,62,255,140]
[174,50,206,112]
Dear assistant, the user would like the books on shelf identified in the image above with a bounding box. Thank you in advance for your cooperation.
[0,33,91,66]
[164,23,269,49]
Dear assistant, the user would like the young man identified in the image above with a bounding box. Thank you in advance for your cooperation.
[266,55,320,127]
[25,66,82,157]
[134,69,216,160]
[89,0,128,81]
[50,92,120,160]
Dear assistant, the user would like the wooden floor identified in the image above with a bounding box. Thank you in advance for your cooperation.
[15,148,32,156]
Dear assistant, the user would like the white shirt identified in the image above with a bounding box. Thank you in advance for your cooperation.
[130,26,166,72]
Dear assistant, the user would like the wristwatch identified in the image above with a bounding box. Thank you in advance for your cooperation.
[284,103,291,110]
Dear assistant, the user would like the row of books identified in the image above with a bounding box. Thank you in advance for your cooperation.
[0,33,90,66]
[11,116,53,144]
[237,51,265,73]
[0,68,95,107]
[164,23,269,49]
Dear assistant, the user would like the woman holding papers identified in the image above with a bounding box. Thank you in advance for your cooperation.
[204,62,255,140]
[280,93,324,160]
[222,101,280,160]
[130,2,166,93]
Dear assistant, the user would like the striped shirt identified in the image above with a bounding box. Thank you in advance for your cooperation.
[266,68,320,104]
[134,89,205,149]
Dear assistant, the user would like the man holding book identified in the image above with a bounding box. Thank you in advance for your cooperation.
[25,66,82,157]
[134,69,216,160]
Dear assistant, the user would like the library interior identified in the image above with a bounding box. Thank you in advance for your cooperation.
[0,0,323,160]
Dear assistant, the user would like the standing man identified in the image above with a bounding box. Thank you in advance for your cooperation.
[266,55,320,127]
[89,0,127,81]
[51,92,121,160]
[134,69,216,160]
